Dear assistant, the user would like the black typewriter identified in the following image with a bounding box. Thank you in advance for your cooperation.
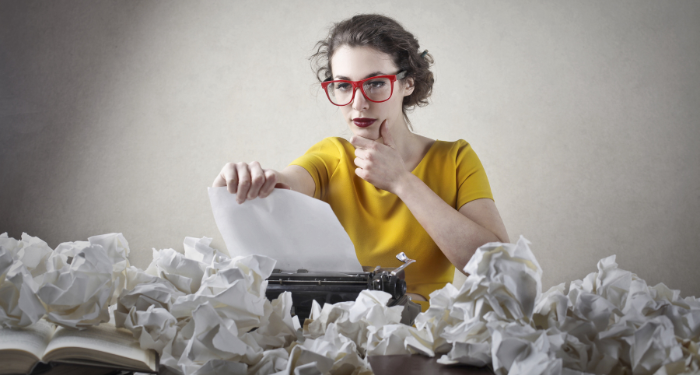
[266,252,421,325]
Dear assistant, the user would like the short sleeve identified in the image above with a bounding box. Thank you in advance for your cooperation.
[289,138,342,200]
[455,140,493,210]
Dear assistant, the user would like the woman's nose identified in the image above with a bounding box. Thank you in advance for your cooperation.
[351,87,369,111]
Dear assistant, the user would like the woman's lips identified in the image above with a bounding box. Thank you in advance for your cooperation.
[353,118,376,128]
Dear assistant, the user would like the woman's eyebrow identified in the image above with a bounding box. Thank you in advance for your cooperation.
[334,71,386,80]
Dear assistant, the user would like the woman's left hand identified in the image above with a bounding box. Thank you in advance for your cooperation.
[350,120,411,193]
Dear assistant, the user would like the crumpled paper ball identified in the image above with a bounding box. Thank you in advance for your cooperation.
[0,233,51,327]
[183,236,229,265]
[119,305,178,353]
[114,271,184,352]
[303,290,404,354]
[170,254,276,333]
[489,321,563,375]
[37,244,114,329]
[87,233,131,304]
[14,233,54,278]
[117,271,185,312]
[246,347,289,374]
[249,291,301,350]
[457,235,542,323]
[365,322,435,357]
[301,321,374,374]
[0,233,131,329]
[0,255,46,328]
[177,302,257,374]
[0,233,21,257]
[146,247,206,295]
[422,236,543,366]
[145,236,226,296]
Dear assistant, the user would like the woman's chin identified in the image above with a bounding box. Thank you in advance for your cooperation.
[351,127,380,140]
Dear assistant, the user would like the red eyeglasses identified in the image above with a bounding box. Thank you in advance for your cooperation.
[321,71,407,106]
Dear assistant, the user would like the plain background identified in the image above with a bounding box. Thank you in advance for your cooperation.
[1,1,699,297]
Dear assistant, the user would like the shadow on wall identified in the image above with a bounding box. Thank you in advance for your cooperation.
[0,1,162,243]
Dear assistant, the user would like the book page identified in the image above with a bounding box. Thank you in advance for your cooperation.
[43,322,156,372]
[0,318,55,360]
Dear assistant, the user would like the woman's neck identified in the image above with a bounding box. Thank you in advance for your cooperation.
[378,119,434,171]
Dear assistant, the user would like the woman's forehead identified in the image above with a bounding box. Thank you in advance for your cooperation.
[330,45,397,80]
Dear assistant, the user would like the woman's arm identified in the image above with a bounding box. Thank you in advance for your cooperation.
[394,173,509,272]
[278,165,316,196]
[351,122,509,273]
[213,162,315,203]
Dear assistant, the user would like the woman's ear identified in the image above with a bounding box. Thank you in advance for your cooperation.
[403,77,415,97]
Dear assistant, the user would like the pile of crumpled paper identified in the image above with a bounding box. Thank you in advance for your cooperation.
[0,232,129,329]
[1,232,699,375]
[420,237,700,375]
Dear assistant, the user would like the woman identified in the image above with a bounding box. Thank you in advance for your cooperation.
[213,14,509,310]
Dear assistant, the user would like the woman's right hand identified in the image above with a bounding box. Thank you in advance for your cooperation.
[212,162,290,204]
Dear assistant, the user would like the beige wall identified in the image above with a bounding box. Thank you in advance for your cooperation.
[1,1,699,297]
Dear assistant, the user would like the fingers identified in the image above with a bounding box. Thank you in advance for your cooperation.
[225,164,237,193]
[354,148,369,160]
[213,163,238,194]
[247,161,265,200]
[355,158,369,169]
[215,162,286,203]
[235,162,251,204]
[379,120,395,147]
[354,167,368,180]
[212,172,227,188]
[353,143,372,172]
[259,170,277,198]
[349,134,375,150]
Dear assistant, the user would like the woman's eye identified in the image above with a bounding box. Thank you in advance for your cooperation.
[367,80,385,89]
[335,83,351,91]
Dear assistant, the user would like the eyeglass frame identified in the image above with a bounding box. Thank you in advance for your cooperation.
[321,71,407,106]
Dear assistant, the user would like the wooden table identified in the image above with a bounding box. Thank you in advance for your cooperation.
[30,355,493,375]
[368,355,494,375]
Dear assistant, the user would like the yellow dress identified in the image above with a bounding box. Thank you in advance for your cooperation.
[290,137,493,311]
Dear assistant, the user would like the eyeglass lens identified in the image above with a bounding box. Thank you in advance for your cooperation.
[327,78,392,105]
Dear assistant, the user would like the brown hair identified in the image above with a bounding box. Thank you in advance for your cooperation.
[310,14,434,128]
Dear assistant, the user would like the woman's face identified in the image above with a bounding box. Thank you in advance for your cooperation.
[329,45,414,141]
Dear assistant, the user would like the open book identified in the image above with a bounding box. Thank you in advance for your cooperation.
[0,319,157,375]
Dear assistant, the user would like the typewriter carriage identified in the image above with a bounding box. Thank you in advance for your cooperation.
[265,252,421,325]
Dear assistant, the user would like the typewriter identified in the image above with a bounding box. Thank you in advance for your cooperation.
[265,252,421,325]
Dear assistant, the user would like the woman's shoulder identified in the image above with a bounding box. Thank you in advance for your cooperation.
[429,138,474,157]
[420,138,486,176]
[305,136,352,153]
[434,138,469,147]
[309,136,352,147]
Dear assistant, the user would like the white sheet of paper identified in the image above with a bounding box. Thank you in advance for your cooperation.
[208,187,362,273]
